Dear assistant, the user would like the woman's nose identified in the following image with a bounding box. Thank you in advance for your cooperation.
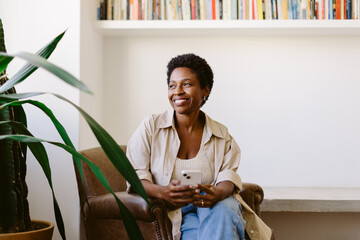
[174,85,184,95]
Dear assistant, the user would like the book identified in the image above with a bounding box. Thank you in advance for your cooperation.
[101,0,108,20]
[223,0,231,19]
[329,0,333,19]
[107,0,113,19]
[183,0,191,19]
[177,0,183,19]
[200,0,207,19]
[212,0,217,19]
[272,0,278,19]
[340,0,344,18]
[171,0,178,19]
[252,0,257,19]
[206,0,213,19]
[247,0,252,18]
[195,0,200,19]
[165,0,171,19]
[115,0,121,20]
[256,0,263,19]
[97,0,101,20]
[282,0,288,18]
[265,0,272,19]
[346,0,351,18]
[277,0,283,18]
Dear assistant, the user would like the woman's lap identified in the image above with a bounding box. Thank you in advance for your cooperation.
[181,196,246,240]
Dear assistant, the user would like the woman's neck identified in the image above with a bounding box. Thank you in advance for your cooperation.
[174,110,205,133]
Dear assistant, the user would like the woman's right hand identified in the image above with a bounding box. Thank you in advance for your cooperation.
[160,180,199,209]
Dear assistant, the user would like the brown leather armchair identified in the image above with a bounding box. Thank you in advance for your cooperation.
[75,146,268,240]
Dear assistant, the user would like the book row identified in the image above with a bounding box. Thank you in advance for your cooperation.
[97,0,360,20]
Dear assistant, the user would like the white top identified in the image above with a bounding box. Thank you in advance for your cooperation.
[172,154,214,185]
[171,125,214,185]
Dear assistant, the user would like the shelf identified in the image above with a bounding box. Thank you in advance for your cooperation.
[261,187,360,213]
[93,20,360,36]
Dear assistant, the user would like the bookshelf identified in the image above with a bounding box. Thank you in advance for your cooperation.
[93,19,360,36]
[80,0,360,190]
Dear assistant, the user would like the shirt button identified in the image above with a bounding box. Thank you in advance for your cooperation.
[250,230,254,234]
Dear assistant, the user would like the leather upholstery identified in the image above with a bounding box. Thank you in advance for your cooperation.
[74,146,269,240]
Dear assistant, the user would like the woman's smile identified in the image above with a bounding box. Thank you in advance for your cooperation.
[173,97,189,105]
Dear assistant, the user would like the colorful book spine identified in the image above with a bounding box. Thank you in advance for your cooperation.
[183,0,191,20]
[272,0,278,19]
[97,0,101,20]
[257,0,263,19]
[252,0,257,19]
[206,0,213,19]
[200,0,207,19]
[222,0,231,19]
[346,0,351,18]
[231,0,238,19]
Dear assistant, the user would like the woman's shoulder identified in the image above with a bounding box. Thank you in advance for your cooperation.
[141,109,173,129]
[203,112,231,139]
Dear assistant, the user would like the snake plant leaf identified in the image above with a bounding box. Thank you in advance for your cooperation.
[12,103,27,160]
[0,52,91,94]
[0,55,12,73]
[0,93,150,205]
[0,121,66,240]
[0,92,45,101]
[1,99,88,206]
[0,31,65,94]
[0,131,144,240]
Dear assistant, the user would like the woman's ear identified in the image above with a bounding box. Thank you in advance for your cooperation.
[204,86,210,98]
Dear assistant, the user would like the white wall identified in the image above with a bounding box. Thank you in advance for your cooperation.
[102,35,360,188]
[0,1,80,240]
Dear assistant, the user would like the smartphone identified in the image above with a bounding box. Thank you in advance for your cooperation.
[180,170,202,186]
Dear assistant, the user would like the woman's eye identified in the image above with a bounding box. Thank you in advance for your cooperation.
[184,83,191,87]
[169,84,175,89]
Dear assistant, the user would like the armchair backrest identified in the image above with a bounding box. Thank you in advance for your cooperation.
[75,146,128,206]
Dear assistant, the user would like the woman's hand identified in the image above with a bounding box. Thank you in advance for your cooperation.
[156,180,199,210]
[192,181,234,208]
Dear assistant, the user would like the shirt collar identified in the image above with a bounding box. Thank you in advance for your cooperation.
[157,109,226,139]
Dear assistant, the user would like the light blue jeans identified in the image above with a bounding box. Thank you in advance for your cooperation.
[180,195,246,240]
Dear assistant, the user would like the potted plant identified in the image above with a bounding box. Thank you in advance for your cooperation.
[0,19,148,240]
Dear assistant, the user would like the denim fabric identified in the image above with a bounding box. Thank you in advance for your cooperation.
[181,196,246,240]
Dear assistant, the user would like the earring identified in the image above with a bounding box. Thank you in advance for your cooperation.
[203,96,207,101]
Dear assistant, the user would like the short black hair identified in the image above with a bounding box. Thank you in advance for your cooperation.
[166,53,214,106]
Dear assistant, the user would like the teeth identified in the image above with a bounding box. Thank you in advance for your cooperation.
[174,99,187,104]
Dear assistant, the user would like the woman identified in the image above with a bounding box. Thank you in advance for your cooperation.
[126,54,272,240]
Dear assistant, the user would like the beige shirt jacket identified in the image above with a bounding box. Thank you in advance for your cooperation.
[126,109,272,240]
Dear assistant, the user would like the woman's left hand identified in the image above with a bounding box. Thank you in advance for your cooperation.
[192,181,234,208]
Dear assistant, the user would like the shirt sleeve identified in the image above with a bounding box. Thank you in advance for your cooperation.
[126,116,154,190]
[215,135,242,191]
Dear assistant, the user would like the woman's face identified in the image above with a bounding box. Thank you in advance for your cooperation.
[168,67,209,115]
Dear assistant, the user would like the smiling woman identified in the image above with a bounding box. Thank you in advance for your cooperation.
[126,53,273,240]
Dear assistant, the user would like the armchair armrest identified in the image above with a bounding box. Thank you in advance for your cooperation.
[84,192,168,222]
[83,191,173,240]
[240,182,264,216]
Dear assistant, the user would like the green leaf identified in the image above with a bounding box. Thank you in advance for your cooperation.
[0,92,44,101]
[0,31,65,93]
[0,92,150,205]
[13,103,28,160]
[0,52,92,94]
[0,131,144,240]
[0,55,13,74]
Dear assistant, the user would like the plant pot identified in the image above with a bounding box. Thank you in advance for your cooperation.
[0,220,54,240]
